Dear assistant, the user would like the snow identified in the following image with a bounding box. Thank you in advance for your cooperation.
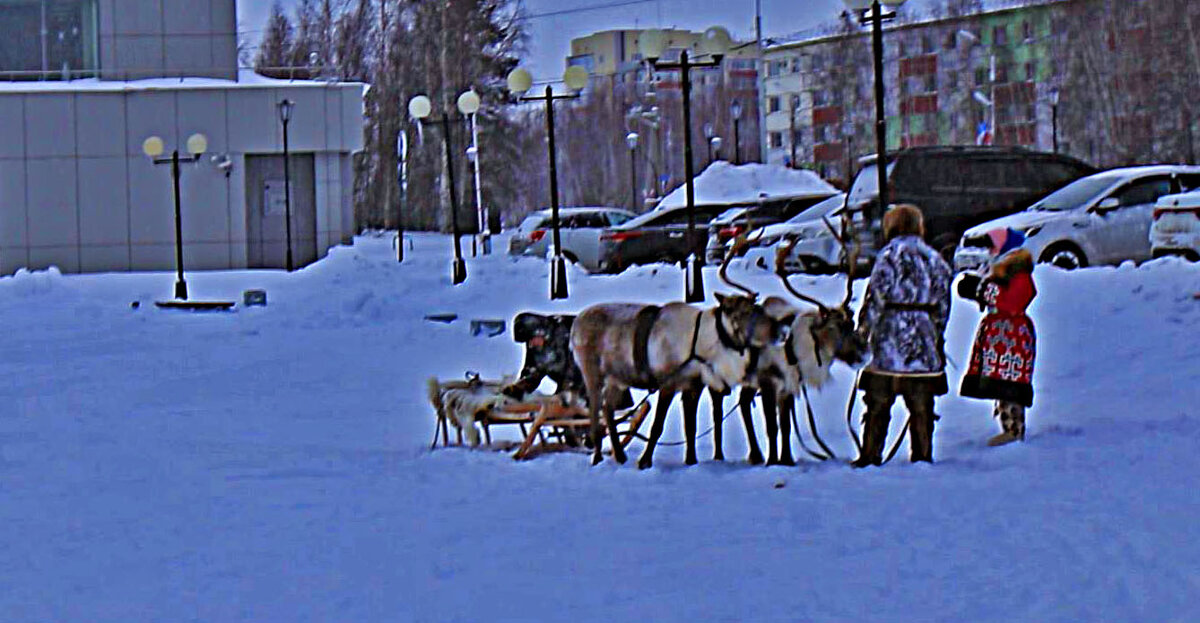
[655,161,839,210]
[0,69,359,93]
[3,231,1199,621]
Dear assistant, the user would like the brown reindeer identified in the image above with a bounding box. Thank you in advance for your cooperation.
[570,290,783,468]
[722,232,867,465]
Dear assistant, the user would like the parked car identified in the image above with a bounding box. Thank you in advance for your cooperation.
[847,146,1095,260]
[508,207,636,272]
[703,192,837,263]
[954,165,1200,271]
[595,204,729,273]
[1149,190,1200,262]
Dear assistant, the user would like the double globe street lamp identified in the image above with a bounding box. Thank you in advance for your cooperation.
[640,26,732,303]
[142,132,208,301]
[507,64,590,300]
[408,89,483,285]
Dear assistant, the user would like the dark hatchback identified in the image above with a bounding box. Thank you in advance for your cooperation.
[595,204,729,273]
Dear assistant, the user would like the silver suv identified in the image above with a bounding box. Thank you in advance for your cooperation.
[955,165,1200,271]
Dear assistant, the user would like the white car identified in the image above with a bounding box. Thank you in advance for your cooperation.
[508,207,636,272]
[954,165,1200,271]
[1150,190,1200,262]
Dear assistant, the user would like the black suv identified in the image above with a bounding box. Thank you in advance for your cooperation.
[847,146,1095,258]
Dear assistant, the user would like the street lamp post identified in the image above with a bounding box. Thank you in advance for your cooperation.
[703,122,715,165]
[642,26,733,303]
[1049,87,1060,154]
[507,65,589,300]
[626,132,639,211]
[277,99,295,272]
[142,133,208,300]
[409,90,480,285]
[710,135,723,162]
[396,127,407,262]
[730,99,743,165]
[844,0,906,240]
[461,90,489,256]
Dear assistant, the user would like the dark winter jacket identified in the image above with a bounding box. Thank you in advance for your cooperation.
[503,313,585,398]
[959,249,1037,406]
[858,234,953,377]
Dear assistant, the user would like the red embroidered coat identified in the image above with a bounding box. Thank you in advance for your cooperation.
[960,249,1037,406]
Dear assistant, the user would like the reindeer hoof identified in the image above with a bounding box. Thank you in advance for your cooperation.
[779,457,796,467]
[685,456,698,466]
[612,448,627,464]
[712,453,725,462]
[591,453,604,466]
[637,457,653,470]
[747,452,765,466]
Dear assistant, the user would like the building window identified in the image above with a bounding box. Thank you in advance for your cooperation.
[975,67,988,86]
[924,74,937,93]
[1022,21,1034,41]
[812,89,827,107]
[768,96,782,113]
[993,25,1008,46]
[946,70,958,90]
[769,132,784,149]
[921,35,934,54]
[995,63,1009,84]
[1025,61,1036,81]
[0,0,98,79]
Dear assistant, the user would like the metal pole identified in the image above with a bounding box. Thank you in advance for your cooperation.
[630,145,638,211]
[171,150,188,300]
[282,116,294,272]
[733,119,741,164]
[441,114,466,285]
[469,112,488,255]
[869,0,889,239]
[1052,103,1059,154]
[545,85,568,299]
[396,129,405,262]
[681,51,704,303]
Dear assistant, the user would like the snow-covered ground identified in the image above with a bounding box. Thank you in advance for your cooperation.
[3,232,1198,622]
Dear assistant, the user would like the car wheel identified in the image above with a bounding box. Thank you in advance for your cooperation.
[1039,243,1088,270]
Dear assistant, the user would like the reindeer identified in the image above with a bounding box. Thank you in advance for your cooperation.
[570,269,784,468]
[719,227,867,465]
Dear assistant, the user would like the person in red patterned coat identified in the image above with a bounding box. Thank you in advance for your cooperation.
[957,227,1037,446]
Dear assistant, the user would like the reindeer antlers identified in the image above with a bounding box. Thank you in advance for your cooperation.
[718,233,758,298]
[822,211,862,311]
[775,238,830,311]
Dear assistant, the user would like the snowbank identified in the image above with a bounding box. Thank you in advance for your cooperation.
[655,161,839,210]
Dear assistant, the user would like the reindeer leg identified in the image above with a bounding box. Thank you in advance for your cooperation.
[763,387,780,465]
[682,386,701,466]
[739,387,764,465]
[603,384,627,464]
[778,393,796,466]
[639,389,674,470]
[709,388,726,461]
[579,356,606,466]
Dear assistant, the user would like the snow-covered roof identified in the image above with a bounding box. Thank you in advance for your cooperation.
[655,162,839,211]
[0,69,364,94]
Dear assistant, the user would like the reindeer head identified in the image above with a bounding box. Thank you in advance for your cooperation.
[773,217,868,368]
[713,292,785,350]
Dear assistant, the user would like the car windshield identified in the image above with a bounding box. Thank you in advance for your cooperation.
[517,214,547,231]
[1028,176,1117,211]
[847,162,895,208]
[785,193,846,224]
[716,207,748,222]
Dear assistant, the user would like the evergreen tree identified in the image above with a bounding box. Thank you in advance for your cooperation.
[253,1,294,72]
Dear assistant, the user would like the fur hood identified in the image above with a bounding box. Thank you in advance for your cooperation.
[988,249,1034,284]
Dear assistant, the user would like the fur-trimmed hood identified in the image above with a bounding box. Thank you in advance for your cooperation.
[988,249,1034,284]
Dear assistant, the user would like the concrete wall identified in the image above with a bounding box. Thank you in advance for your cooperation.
[0,82,365,275]
[99,0,238,80]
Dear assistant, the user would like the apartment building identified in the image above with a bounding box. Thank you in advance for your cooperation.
[762,0,1065,184]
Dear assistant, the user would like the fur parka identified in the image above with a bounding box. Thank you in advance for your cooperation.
[959,249,1037,406]
[858,234,953,378]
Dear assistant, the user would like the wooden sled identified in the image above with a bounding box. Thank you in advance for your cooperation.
[427,376,650,460]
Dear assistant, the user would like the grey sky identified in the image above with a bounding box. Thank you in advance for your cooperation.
[236,0,866,80]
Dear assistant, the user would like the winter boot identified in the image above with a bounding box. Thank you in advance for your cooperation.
[851,390,893,468]
[907,392,937,463]
[988,401,1026,447]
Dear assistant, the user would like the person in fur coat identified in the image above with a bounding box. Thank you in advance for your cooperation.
[852,204,953,466]
[957,227,1037,446]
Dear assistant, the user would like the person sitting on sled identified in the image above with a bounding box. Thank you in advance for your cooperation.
[957,227,1037,446]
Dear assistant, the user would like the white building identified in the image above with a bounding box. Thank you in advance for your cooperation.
[0,0,364,275]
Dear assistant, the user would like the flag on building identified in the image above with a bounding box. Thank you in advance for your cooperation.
[976,121,993,146]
